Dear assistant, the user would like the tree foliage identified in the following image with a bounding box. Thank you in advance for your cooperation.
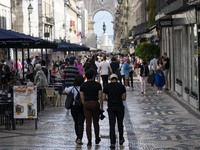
[147,0,156,28]
[135,42,160,62]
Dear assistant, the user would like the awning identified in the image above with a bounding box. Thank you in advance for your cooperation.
[134,23,148,36]
[0,28,57,48]
[133,24,157,39]
[54,42,90,51]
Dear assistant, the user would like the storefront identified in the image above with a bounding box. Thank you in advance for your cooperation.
[158,7,200,109]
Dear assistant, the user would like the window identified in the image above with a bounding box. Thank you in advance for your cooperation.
[190,25,198,93]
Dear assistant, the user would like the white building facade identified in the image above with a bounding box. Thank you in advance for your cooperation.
[0,0,88,61]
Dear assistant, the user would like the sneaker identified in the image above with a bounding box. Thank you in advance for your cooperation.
[141,91,144,94]
[159,90,162,94]
[110,144,115,149]
[95,137,101,144]
[87,141,92,146]
[157,90,160,94]
[76,139,83,145]
[119,138,125,145]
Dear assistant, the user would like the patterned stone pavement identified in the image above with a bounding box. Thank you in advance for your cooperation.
[1,79,200,150]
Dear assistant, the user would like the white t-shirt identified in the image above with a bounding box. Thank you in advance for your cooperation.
[99,60,110,75]
[120,63,124,75]
[149,58,158,71]
[64,86,80,100]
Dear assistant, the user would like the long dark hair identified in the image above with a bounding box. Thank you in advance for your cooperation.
[74,75,84,86]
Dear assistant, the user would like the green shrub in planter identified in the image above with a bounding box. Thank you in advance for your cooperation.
[135,42,160,62]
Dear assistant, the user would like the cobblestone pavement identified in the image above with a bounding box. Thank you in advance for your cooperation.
[1,79,200,150]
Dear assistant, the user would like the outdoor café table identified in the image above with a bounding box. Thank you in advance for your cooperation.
[0,96,14,130]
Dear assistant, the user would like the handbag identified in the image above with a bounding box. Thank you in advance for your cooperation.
[65,87,74,109]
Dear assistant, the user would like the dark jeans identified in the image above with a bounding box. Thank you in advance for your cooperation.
[84,101,100,142]
[71,106,85,140]
[129,71,133,88]
[107,106,124,144]
[101,75,109,88]
[37,88,44,112]
[119,75,125,85]
[150,72,155,86]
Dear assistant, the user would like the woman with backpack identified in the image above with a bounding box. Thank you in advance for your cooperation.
[64,75,85,145]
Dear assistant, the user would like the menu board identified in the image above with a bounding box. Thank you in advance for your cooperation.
[13,86,37,119]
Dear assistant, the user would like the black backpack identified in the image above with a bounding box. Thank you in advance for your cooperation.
[65,87,74,109]
[74,86,82,107]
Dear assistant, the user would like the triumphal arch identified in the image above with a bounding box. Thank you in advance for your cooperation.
[83,0,117,33]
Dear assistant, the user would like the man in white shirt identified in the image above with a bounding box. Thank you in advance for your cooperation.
[149,55,158,71]
[149,55,158,86]
[99,55,112,88]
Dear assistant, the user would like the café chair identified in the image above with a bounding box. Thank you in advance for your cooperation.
[44,87,58,107]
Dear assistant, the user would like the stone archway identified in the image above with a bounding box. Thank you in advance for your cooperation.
[83,0,117,33]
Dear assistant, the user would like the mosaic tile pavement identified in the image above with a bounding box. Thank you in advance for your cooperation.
[1,80,200,149]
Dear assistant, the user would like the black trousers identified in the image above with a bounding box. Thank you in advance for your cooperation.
[71,106,85,140]
[107,106,124,144]
[129,71,133,88]
[101,75,109,88]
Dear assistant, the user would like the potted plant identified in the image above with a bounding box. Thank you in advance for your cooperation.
[135,42,160,62]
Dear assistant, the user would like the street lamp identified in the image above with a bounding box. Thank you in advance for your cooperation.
[117,0,123,5]
[27,3,33,35]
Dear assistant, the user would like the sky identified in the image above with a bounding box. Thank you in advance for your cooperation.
[93,11,114,38]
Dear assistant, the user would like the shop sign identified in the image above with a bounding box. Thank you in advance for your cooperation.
[158,19,173,27]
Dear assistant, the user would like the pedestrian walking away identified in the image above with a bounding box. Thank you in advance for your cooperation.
[149,55,158,86]
[80,68,103,146]
[99,55,112,88]
[102,73,126,149]
[64,75,85,145]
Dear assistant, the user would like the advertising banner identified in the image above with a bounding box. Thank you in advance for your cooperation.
[13,86,37,119]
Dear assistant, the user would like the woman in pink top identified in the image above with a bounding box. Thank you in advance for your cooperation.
[75,56,83,76]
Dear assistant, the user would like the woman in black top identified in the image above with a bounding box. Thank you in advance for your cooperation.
[80,69,103,146]
[110,57,120,79]
[138,61,149,94]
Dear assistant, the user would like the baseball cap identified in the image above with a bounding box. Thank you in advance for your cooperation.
[110,74,118,80]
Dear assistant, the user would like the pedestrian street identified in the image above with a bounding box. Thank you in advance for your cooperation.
[1,80,200,149]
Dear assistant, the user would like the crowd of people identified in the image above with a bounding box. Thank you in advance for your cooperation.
[0,51,170,148]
